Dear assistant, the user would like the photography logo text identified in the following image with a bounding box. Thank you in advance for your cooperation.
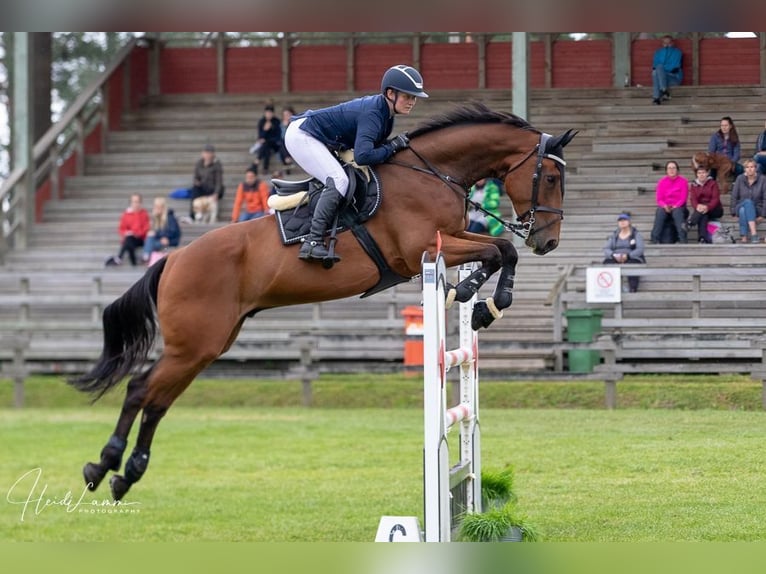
[6,467,141,522]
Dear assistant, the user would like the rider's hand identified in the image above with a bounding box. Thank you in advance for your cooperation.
[389,133,410,153]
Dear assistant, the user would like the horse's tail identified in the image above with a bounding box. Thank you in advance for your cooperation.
[68,257,168,400]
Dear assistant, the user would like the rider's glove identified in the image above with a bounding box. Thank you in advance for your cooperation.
[389,133,410,154]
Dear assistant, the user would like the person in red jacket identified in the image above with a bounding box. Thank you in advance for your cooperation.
[105,193,150,266]
[230,166,271,223]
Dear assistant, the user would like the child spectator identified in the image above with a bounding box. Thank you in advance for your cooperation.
[105,193,150,267]
[687,166,723,244]
[231,166,271,223]
[142,196,181,263]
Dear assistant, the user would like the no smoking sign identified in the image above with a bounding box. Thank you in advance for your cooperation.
[586,267,622,303]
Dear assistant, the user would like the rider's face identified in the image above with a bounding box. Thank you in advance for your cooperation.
[395,93,417,114]
[386,89,417,114]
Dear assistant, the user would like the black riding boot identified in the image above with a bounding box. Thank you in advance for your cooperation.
[298,178,343,261]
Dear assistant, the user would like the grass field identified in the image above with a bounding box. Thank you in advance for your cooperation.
[2,376,766,542]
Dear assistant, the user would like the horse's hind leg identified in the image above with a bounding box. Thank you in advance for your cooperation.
[107,349,222,501]
[83,370,152,491]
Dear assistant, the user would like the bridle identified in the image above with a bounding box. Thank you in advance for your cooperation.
[394,131,567,240]
[497,132,567,239]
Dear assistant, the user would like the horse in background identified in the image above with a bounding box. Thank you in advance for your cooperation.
[692,151,735,194]
[67,102,577,502]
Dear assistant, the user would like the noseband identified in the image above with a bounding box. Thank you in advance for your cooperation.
[500,132,567,239]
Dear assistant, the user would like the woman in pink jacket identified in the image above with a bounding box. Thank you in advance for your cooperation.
[650,160,689,243]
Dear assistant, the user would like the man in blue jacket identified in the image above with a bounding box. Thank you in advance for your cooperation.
[651,35,683,105]
[284,64,428,263]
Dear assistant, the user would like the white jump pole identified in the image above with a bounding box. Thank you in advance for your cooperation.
[422,250,481,542]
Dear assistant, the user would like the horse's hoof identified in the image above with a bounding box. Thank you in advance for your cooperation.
[83,462,105,491]
[445,285,457,309]
[110,474,131,501]
[471,301,495,330]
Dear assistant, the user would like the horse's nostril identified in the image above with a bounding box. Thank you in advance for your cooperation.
[543,239,558,253]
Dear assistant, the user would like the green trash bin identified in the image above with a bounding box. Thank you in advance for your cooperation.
[564,308,603,373]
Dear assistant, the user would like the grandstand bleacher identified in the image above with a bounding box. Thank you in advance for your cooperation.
[3,84,766,380]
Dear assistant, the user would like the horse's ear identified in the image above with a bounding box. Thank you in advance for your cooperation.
[558,129,578,148]
[547,129,578,151]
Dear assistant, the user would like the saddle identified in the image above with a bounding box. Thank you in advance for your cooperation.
[270,162,408,297]
[270,165,381,245]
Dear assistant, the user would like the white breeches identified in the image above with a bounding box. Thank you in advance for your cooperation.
[284,118,350,196]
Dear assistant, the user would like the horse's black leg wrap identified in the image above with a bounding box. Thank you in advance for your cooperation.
[84,434,126,491]
[454,267,491,302]
[492,266,516,310]
[110,447,150,501]
[124,448,151,485]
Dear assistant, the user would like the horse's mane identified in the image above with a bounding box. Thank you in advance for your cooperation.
[408,101,535,139]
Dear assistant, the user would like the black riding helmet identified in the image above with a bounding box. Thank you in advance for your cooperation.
[381,65,429,98]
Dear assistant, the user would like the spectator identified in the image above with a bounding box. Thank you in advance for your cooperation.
[187,143,224,221]
[651,35,683,105]
[467,178,504,236]
[231,166,272,223]
[280,106,295,169]
[687,166,723,244]
[650,160,689,244]
[251,104,284,173]
[753,119,766,175]
[708,116,744,178]
[105,193,150,267]
[142,196,181,263]
[602,211,646,293]
[730,158,766,243]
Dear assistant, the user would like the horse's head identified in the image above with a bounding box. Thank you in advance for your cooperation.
[503,128,577,255]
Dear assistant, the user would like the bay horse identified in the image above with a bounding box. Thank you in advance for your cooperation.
[68,102,576,501]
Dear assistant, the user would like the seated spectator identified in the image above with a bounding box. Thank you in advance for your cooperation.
[467,178,504,236]
[730,158,766,243]
[753,119,766,175]
[687,166,723,244]
[251,104,284,174]
[651,35,682,105]
[231,166,272,223]
[650,160,689,244]
[186,143,224,222]
[280,106,295,170]
[105,193,150,267]
[142,196,181,264]
[708,116,744,179]
[602,211,646,293]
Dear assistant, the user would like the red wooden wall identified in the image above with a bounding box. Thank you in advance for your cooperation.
[143,37,761,95]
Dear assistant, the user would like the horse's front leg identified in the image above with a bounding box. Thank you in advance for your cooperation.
[440,233,518,330]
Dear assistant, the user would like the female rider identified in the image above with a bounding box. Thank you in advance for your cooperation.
[284,64,428,262]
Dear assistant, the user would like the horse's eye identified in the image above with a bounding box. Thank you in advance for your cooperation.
[545,175,556,185]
